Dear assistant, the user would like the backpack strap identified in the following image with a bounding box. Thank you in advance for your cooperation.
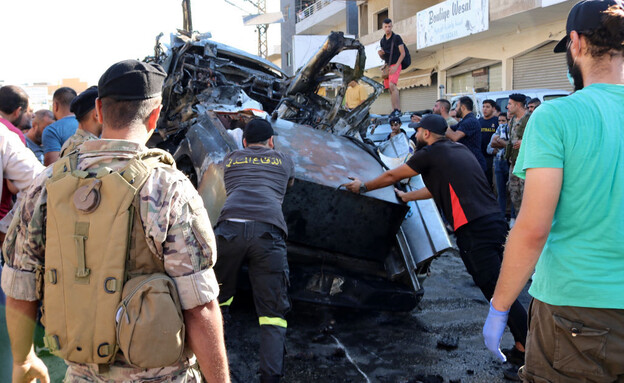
[49,152,80,182]
[121,148,176,277]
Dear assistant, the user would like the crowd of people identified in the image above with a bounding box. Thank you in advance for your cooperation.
[0,1,622,383]
[355,1,624,380]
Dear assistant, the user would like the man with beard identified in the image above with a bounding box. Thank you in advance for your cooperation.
[344,115,528,377]
[484,1,624,380]
[0,86,30,144]
[432,99,457,128]
[526,98,541,114]
[25,110,54,163]
[447,96,487,173]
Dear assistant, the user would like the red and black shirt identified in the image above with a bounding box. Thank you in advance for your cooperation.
[406,139,499,231]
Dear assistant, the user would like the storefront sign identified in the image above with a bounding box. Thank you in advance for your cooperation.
[417,0,489,49]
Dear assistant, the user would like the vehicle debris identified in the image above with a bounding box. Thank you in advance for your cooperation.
[146,30,453,311]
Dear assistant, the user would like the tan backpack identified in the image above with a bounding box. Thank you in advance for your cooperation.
[42,149,186,368]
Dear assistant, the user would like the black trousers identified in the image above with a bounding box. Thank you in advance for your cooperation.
[213,220,291,379]
[455,213,528,347]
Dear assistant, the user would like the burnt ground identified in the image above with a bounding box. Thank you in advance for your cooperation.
[225,247,531,383]
[40,244,530,383]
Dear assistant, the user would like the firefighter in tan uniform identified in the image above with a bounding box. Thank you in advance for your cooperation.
[1,60,230,383]
[59,86,101,157]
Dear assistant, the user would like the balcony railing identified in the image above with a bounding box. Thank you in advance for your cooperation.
[296,0,332,23]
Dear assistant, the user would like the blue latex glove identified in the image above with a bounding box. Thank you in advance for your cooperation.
[483,300,509,362]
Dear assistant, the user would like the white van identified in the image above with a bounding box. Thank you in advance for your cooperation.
[449,88,570,117]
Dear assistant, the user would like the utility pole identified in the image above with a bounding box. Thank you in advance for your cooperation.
[225,0,282,59]
[182,0,193,34]
[255,0,268,58]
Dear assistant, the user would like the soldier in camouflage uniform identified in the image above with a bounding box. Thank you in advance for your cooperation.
[505,94,529,215]
[59,86,101,157]
[1,60,230,383]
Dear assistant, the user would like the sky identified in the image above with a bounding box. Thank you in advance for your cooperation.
[0,0,281,86]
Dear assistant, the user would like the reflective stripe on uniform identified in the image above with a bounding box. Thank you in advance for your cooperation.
[219,296,234,307]
[258,316,287,328]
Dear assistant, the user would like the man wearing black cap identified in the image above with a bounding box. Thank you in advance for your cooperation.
[485,1,624,380]
[2,60,230,383]
[59,86,102,157]
[213,118,294,383]
[344,115,527,370]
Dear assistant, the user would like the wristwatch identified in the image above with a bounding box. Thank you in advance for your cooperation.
[359,182,368,194]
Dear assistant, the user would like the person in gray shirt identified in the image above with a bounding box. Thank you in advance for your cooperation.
[213,118,294,383]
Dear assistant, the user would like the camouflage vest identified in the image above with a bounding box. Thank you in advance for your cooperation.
[42,148,179,365]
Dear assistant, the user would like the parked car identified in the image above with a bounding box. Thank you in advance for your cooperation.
[366,110,432,145]
[449,88,570,117]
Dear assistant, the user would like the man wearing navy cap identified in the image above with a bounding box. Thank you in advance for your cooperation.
[485,1,624,380]
[345,115,528,374]
[213,118,294,383]
[59,86,102,157]
[2,60,230,383]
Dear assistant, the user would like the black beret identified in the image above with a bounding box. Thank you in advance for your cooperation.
[243,118,274,144]
[389,116,401,125]
[98,60,167,101]
[509,93,527,103]
[70,86,98,122]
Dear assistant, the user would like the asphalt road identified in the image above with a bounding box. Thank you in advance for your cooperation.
[40,243,531,383]
[224,247,532,383]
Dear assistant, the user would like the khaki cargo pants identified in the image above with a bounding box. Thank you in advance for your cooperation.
[508,163,524,214]
[519,299,624,382]
[64,362,202,382]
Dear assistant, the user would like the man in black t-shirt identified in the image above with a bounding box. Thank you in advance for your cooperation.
[213,118,295,383]
[344,114,527,368]
[378,18,405,117]
[479,99,499,189]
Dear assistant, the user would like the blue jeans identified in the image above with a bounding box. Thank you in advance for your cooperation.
[494,158,510,215]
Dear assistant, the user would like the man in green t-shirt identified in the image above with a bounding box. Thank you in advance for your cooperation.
[483,1,624,380]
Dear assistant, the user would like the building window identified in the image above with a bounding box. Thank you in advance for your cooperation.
[286,51,292,67]
[376,9,389,30]
[448,63,502,93]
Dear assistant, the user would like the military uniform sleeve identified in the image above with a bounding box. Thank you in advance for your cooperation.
[1,169,51,301]
[141,169,219,310]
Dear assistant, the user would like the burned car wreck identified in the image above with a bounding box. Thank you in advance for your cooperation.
[148,31,452,311]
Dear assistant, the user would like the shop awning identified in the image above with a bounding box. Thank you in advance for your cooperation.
[396,68,435,90]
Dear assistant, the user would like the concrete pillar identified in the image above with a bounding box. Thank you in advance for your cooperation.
[438,70,447,99]
[502,58,513,90]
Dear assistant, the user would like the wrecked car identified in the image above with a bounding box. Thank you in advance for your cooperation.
[147,31,453,312]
